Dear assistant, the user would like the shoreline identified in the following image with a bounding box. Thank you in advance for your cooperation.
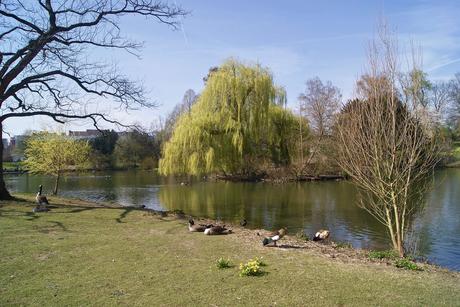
[11,193,458,275]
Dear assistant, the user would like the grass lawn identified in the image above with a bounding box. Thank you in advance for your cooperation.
[1,196,459,306]
[2,162,25,171]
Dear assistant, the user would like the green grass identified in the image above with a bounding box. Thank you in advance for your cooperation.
[1,196,459,306]
[394,258,423,271]
[2,161,25,171]
[216,257,232,269]
[368,250,399,260]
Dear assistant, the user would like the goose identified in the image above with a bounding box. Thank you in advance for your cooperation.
[263,227,287,246]
[313,229,330,242]
[204,225,232,235]
[36,185,49,205]
[33,185,49,212]
[188,219,207,232]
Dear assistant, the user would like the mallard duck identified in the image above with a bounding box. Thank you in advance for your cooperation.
[313,229,330,242]
[188,219,207,232]
[204,225,232,235]
[263,227,287,246]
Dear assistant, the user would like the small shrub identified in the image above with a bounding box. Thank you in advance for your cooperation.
[296,231,310,242]
[394,258,423,271]
[239,258,266,277]
[368,250,398,260]
[335,241,352,249]
[216,257,232,269]
[140,156,157,170]
[253,257,266,266]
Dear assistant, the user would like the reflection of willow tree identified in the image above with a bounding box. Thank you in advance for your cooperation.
[158,182,385,235]
[159,183,252,219]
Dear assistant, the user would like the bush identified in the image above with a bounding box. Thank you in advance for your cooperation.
[296,231,310,242]
[140,156,157,170]
[239,257,266,277]
[335,241,352,249]
[368,250,398,260]
[216,257,232,269]
[394,258,423,271]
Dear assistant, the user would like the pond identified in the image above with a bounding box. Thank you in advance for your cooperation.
[5,169,460,271]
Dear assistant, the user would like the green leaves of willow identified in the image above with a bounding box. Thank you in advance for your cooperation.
[159,59,299,176]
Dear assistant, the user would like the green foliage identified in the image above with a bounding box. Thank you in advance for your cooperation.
[239,257,266,277]
[368,250,399,260]
[139,157,157,170]
[24,132,91,176]
[159,59,301,176]
[394,258,423,271]
[114,131,156,168]
[24,132,91,194]
[335,241,352,249]
[453,146,460,160]
[216,257,232,269]
[296,231,310,242]
[89,130,119,156]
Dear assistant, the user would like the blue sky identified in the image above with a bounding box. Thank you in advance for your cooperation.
[7,0,460,136]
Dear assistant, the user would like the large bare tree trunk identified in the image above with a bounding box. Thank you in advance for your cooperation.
[0,121,12,200]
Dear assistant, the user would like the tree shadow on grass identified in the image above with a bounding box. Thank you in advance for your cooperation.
[115,207,135,223]
[264,244,307,250]
[2,196,179,225]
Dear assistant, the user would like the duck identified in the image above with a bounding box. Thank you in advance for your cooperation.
[313,229,330,242]
[240,219,247,227]
[262,227,287,246]
[204,225,232,235]
[188,219,207,232]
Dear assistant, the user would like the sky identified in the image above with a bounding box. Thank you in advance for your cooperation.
[6,0,460,136]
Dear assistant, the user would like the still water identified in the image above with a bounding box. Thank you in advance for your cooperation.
[5,169,460,270]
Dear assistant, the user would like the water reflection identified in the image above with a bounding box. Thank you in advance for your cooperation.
[4,169,460,270]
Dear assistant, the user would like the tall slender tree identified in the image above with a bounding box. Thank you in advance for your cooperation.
[336,25,441,256]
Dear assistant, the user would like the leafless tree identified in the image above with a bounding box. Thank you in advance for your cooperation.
[298,77,341,137]
[448,73,460,131]
[296,77,341,176]
[163,88,197,140]
[336,24,441,257]
[430,81,452,122]
[0,0,186,199]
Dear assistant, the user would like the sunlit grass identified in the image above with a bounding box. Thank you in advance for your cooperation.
[1,196,459,306]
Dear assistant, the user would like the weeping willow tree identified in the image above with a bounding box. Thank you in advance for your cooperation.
[159,59,299,177]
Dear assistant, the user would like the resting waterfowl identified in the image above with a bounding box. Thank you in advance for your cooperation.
[204,225,232,235]
[263,227,287,246]
[240,219,247,227]
[188,219,207,232]
[313,229,330,242]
